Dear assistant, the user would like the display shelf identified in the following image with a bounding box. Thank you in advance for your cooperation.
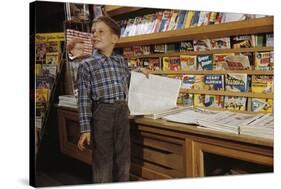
[180,89,273,99]
[116,17,273,48]
[124,47,273,59]
[105,5,143,17]
[152,70,273,75]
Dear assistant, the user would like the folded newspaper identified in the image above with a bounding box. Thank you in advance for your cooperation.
[128,71,182,117]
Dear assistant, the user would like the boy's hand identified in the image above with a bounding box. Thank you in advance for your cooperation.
[140,68,150,78]
[78,132,91,151]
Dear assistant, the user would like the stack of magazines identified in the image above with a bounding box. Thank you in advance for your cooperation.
[58,95,78,109]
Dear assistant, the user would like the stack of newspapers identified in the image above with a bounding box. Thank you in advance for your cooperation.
[163,108,271,135]
[58,95,78,109]
[239,114,274,139]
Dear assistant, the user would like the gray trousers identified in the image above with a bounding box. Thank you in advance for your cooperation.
[91,101,130,183]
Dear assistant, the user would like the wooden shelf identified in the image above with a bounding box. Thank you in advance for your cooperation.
[180,89,273,99]
[105,5,143,17]
[116,16,273,48]
[152,70,273,75]
[124,47,274,59]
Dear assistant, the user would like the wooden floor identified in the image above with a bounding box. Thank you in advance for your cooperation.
[35,154,92,187]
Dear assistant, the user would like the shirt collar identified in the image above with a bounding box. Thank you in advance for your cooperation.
[92,49,120,62]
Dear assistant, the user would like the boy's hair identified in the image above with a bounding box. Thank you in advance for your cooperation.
[92,16,121,37]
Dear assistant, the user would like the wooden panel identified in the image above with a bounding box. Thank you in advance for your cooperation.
[132,144,183,171]
[57,109,92,165]
[105,5,142,16]
[131,163,172,180]
[116,17,273,47]
[130,173,146,181]
[184,138,194,177]
[132,134,183,154]
[132,129,185,145]
[192,141,273,177]
[191,134,273,157]
[131,157,184,178]
[132,118,273,147]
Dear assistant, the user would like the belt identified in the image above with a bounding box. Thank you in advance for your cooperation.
[93,98,126,105]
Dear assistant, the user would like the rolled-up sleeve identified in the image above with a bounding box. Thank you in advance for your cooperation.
[77,62,92,133]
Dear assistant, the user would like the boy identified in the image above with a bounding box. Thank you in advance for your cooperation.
[77,16,148,183]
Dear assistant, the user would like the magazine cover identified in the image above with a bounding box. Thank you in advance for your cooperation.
[204,75,224,90]
[251,98,273,113]
[210,37,231,49]
[213,53,235,70]
[194,94,224,108]
[252,75,273,94]
[180,55,197,71]
[225,73,248,92]
[225,55,251,70]
[224,96,247,111]
[255,51,274,70]
[197,54,213,70]
[66,29,93,60]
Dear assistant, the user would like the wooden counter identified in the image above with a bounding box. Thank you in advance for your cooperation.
[57,107,273,180]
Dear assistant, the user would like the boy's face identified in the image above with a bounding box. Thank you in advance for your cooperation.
[91,21,119,51]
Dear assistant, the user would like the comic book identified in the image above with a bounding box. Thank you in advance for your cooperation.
[36,43,47,62]
[224,96,247,111]
[225,73,248,92]
[213,53,234,70]
[197,55,213,70]
[210,37,231,50]
[147,58,161,71]
[193,39,211,52]
[231,35,253,48]
[181,75,195,89]
[66,29,93,60]
[169,57,181,71]
[194,94,224,108]
[162,57,170,71]
[251,75,273,94]
[251,98,273,113]
[45,52,60,65]
[180,40,194,52]
[204,75,224,90]
[182,93,194,106]
[42,64,57,79]
[35,64,42,76]
[225,55,251,70]
[180,55,197,71]
[255,51,274,70]
[181,75,205,90]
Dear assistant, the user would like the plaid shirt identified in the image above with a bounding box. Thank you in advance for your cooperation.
[77,50,130,133]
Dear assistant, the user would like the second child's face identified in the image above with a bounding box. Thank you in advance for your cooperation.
[91,22,118,52]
